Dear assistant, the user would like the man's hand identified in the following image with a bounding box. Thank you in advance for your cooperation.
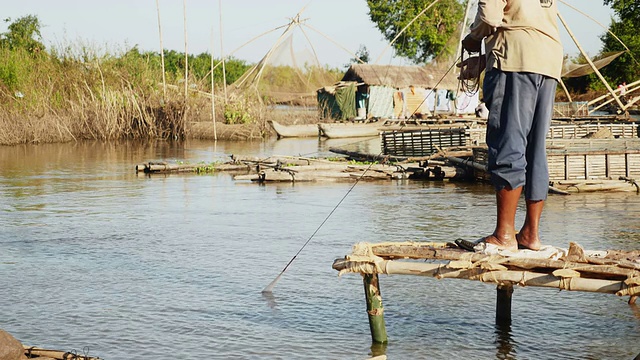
[461,34,482,53]
[457,56,486,80]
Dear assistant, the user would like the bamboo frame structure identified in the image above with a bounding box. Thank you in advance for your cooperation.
[333,241,640,341]
[557,13,625,110]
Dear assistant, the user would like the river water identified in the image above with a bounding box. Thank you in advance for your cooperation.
[0,138,639,359]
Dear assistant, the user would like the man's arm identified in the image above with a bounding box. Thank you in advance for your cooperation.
[462,0,506,52]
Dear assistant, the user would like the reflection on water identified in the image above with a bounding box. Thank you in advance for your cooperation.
[494,323,517,360]
[0,138,639,359]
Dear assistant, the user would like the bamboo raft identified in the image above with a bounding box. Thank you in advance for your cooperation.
[134,137,640,192]
[333,241,640,343]
[23,345,101,359]
[135,153,474,183]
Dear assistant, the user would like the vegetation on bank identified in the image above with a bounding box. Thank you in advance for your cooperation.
[1,2,639,145]
[0,15,341,145]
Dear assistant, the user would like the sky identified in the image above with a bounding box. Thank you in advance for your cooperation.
[1,0,618,69]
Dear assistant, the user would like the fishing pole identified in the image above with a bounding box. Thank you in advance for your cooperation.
[262,59,463,294]
[262,154,385,293]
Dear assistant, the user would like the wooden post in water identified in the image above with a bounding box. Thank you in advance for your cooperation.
[496,284,514,325]
[363,273,388,343]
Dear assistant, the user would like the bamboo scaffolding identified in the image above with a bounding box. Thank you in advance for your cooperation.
[558,13,625,110]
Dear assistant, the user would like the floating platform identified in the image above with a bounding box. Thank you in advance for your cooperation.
[467,138,640,193]
[333,241,640,343]
[382,121,638,158]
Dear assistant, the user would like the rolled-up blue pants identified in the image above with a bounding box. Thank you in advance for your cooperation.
[483,69,557,201]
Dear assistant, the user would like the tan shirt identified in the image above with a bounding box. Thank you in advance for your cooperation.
[469,0,563,80]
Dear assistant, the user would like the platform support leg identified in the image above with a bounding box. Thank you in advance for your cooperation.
[496,283,514,325]
[363,273,388,343]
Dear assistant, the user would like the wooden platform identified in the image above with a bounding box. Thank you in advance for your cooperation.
[333,241,640,343]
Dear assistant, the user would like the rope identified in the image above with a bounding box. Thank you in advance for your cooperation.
[458,50,483,97]
[620,176,639,193]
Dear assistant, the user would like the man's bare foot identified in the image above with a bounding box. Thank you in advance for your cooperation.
[516,231,542,251]
[481,233,518,251]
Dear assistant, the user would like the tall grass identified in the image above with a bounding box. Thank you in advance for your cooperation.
[0,41,342,145]
[0,45,191,145]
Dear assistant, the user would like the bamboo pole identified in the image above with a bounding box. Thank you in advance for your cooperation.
[455,0,474,66]
[137,162,251,173]
[587,79,640,107]
[363,273,388,344]
[23,346,100,360]
[589,82,640,114]
[302,23,367,64]
[558,0,640,69]
[155,0,167,99]
[496,284,513,325]
[183,0,189,127]
[557,13,625,110]
[210,27,217,141]
[333,258,637,296]
[219,0,227,103]
[558,78,573,103]
[374,0,441,64]
[446,156,487,172]
[366,242,640,274]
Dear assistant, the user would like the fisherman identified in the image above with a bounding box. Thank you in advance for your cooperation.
[456,0,563,252]
[618,82,628,104]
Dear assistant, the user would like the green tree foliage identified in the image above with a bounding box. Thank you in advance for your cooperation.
[599,0,640,85]
[348,44,370,67]
[366,0,464,64]
[0,15,45,53]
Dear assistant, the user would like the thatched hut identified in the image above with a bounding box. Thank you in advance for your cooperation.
[316,64,479,121]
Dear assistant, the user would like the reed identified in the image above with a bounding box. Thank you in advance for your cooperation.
[0,15,342,144]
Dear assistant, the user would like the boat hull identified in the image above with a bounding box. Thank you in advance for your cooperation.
[319,122,383,138]
[269,120,319,138]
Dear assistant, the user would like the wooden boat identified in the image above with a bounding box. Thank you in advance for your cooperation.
[319,121,385,138]
[268,120,319,138]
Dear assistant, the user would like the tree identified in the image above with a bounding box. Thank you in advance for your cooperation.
[0,15,45,53]
[599,0,640,85]
[351,44,371,64]
[366,0,464,64]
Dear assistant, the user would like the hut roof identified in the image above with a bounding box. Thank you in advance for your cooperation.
[341,64,459,90]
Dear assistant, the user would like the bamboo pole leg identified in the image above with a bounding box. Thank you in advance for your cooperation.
[496,284,514,326]
[363,273,388,344]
